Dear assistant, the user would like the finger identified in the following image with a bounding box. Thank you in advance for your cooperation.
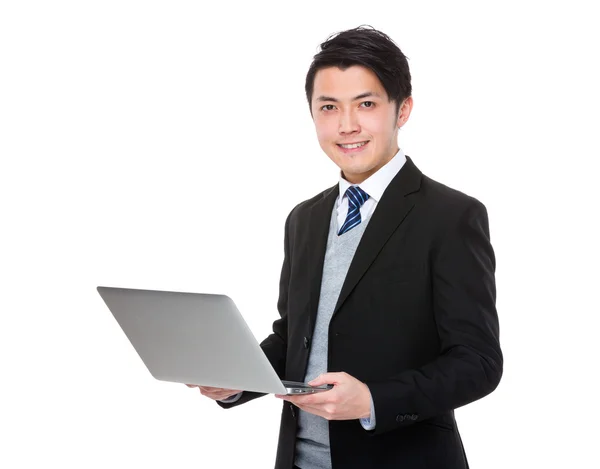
[199,386,221,392]
[200,388,223,397]
[282,393,325,406]
[308,372,342,387]
[200,390,225,400]
[200,386,236,392]
[295,403,329,420]
[201,389,240,399]
[216,389,240,396]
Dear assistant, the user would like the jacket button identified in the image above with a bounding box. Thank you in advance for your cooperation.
[289,404,296,418]
[303,337,309,349]
[396,414,405,423]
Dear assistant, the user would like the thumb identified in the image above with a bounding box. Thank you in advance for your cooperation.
[309,372,338,386]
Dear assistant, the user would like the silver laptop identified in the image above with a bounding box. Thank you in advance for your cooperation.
[97,286,332,395]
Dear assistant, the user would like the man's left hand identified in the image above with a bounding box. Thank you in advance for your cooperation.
[275,372,371,421]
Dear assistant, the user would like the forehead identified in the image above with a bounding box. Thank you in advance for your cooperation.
[312,65,388,100]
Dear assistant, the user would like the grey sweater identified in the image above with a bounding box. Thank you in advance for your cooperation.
[294,205,370,469]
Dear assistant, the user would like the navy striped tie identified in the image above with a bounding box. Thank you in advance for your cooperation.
[338,186,370,235]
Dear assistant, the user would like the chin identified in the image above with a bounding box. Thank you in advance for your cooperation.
[341,166,373,181]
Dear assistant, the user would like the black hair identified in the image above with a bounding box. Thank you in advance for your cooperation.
[305,25,412,115]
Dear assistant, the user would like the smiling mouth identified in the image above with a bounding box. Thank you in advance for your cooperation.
[336,141,370,154]
[337,141,369,149]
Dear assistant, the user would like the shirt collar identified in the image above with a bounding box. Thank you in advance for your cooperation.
[338,148,406,204]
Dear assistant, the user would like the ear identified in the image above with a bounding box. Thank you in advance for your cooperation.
[397,96,414,128]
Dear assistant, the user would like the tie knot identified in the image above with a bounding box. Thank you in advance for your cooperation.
[346,185,369,208]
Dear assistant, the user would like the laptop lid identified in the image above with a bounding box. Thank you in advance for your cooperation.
[97,286,288,395]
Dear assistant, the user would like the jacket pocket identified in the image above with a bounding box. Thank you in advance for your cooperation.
[421,419,454,432]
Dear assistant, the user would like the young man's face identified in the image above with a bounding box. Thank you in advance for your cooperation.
[310,65,412,184]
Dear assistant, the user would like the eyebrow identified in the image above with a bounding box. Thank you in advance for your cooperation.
[315,91,382,102]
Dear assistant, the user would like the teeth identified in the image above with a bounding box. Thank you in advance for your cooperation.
[340,142,367,149]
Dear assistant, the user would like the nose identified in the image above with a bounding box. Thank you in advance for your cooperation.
[338,109,360,135]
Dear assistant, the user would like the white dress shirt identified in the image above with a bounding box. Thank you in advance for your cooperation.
[336,148,406,230]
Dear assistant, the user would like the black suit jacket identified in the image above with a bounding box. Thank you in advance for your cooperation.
[220,156,503,469]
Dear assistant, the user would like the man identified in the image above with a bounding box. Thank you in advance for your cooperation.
[188,25,502,469]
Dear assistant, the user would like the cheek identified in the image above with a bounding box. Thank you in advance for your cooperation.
[361,112,394,137]
[314,121,337,144]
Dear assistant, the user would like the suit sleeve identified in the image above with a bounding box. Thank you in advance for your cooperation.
[217,209,292,409]
[366,199,503,434]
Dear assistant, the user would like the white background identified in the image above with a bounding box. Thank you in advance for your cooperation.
[1,1,598,467]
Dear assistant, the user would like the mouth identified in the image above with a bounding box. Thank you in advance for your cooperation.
[336,141,370,154]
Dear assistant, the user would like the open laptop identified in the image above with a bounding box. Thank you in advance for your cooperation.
[97,286,332,395]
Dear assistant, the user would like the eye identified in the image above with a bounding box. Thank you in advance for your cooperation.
[321,104,336,111]
[361,101,374,108]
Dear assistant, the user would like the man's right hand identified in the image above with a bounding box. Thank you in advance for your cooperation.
[185,384,241,401]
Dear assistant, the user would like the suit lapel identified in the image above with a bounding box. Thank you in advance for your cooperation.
[306,184,339,331]
[333,156,423,315]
